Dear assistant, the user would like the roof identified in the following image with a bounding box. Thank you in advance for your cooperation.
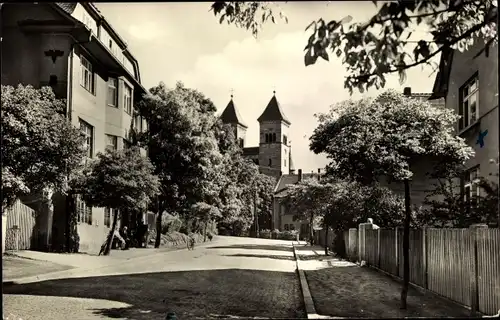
[243,146,259,156]
[430,47,454,100]
[274,173,319,195]
[257,93,291,125]
[54,2,77,14]
[220,97,248,128]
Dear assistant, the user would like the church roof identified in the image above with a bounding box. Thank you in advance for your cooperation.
[243,147,259,156]
[257,92,291,125]
[274,173,319,195]
[220,97,247,128]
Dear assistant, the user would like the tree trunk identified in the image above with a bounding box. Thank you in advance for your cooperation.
[204,218,208,242]
[401,179,411,309]
[324,226,329,256]
[103,209,119,256]
[309,214,314,246]
[155,210,162,248]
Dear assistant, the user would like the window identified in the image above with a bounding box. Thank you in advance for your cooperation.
[124,83,132,114]
[80,56,95,94]
[463,166,480,211]
[79,119,94,158]
[265,133,277,143]
[107,78,118,107]
[134,115,142,132]
[108,39,113,50]
[283,135,288,145]
[284,159,287,167]
[104,208,111,227]
[106,134,118,151]
[459,74,479,130]
[268,158,272,166]
[238,138,244,148]
[76,195,92,225]
[104,208,118,228]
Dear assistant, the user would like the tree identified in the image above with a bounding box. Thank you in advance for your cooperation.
[309,90,474,308]
[1,85,86,210]
[421,170,499,228]
[211,1,497,93]
[254,173,276,231]
[191,202,222,241]
[282,178,332,246]
[73,147,160,255]
[136,82,226,247]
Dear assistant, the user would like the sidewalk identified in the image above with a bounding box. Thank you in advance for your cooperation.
[3,236,222,283]
[294,244,473,318]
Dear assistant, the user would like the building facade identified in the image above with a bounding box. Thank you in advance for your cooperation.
[431,40,498,219]
[1,2,150,253]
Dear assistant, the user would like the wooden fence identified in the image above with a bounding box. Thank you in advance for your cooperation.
[342,225,500,316]
[4,200,37,250]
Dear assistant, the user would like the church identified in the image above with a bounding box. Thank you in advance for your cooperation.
[219,91,319,237]
[219,91,296,178]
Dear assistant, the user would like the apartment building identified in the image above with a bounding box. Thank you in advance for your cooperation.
[1,2,150,252]
[430,41,499,213]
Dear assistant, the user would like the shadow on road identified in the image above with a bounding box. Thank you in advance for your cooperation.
[208,244,293,252]
[4,269,305,319]
[222,253,295,261]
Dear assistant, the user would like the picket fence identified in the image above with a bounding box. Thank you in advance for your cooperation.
[334,225,500,316]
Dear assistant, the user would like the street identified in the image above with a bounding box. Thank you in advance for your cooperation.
[3,237,306,319]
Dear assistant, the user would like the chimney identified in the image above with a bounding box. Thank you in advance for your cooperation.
[317,168,321,181]
[298,169,303,182]
[403,87,412,97]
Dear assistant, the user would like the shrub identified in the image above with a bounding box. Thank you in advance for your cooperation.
[259,229,271,239]
[160,212,183,234]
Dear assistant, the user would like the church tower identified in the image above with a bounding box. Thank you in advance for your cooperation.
[257,91,292,178]
[219,94,248,148]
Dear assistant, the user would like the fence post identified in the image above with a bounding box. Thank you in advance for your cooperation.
[377,228,381,268]
[395,226,399,277]
[469,223,487,317]
[422,227,427,289]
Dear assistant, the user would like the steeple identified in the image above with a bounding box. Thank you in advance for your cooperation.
[257,91,291,125]
[220,94,247,128]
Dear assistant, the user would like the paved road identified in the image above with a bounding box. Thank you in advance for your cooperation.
[3,236,305,319]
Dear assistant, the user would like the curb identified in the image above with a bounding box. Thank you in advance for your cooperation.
[292,242,318,319]
[3,237,221,285]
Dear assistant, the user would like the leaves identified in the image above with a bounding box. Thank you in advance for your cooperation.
[213,0,498,93]
[310,90,474,184]
[1,85,86,210]
[74,147,160,212]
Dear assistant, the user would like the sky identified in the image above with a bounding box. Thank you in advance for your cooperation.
[96,1,440,173]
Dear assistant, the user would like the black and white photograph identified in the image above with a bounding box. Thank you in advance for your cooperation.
[1,1,499,319]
